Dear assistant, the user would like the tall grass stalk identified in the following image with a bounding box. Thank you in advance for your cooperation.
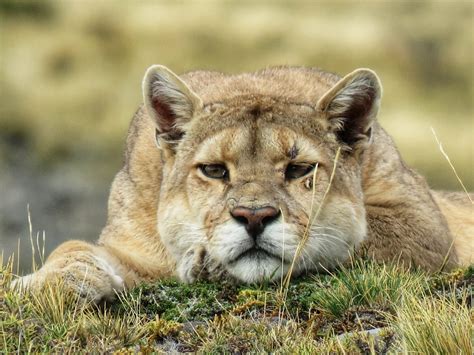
[283,147,341,292]
[431,127,473,204]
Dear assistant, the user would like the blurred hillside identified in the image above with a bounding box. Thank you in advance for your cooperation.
[0,0,472,272]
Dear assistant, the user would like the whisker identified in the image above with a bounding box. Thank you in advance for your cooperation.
[314,233,351,248]
[165,222,209,231]
[311,225,344,233]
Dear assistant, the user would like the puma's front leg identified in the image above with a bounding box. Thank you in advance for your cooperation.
[13,240,124,303]
[177,245,229,283]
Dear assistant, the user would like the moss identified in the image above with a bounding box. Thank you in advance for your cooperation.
[116,278,239,322]
[116,275,329,324]
[115,261,432,324]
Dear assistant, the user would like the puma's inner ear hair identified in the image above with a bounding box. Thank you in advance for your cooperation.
[142,65,202,144]
[317,68,382,148]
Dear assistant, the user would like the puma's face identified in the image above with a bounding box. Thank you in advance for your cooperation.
[144,65,380,283]
[157,105,366,283]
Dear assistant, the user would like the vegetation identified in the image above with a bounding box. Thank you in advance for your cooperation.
[2,256,472,353]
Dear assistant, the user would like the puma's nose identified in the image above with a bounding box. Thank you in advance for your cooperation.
[230,206,280,239]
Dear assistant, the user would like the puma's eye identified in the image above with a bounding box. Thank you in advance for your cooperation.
[285,163,315,180]
[199,164,229,180]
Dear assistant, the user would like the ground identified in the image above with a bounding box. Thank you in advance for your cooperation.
[1,258,472,353]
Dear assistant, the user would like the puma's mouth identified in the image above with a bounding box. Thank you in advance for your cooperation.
[229,246,289,264]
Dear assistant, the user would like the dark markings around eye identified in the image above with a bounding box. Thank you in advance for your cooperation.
[285,163,315,180]
[289,144,298,160]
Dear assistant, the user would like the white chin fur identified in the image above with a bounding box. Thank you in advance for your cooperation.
[226,255,290,283]
[210,221,302,282]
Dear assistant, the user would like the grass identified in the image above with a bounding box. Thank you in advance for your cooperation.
[308,260,429,318]
[393,291,472,354]
[1,255,472,353]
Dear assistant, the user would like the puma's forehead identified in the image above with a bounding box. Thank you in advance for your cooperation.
[184,99,330,147]
[193,125,329,167]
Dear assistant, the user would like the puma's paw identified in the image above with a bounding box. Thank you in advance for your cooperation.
[177,245,229,283]
[12,253,124,304]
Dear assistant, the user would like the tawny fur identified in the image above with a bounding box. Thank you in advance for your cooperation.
[15,66,473,302]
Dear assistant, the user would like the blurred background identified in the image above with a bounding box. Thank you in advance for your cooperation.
[0,0,472,272]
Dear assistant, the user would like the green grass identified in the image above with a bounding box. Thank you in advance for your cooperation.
[1,256,472,353]
[309,260,429,318]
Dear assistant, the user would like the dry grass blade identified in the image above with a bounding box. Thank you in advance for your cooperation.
[431,127,473,204]
[27,206,47,273]
[283,147,341,292]
[27,204,37,272]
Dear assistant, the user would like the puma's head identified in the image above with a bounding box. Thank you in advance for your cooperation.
[142,65,382,283]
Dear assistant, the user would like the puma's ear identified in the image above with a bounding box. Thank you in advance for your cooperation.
[142,65,202,143]
[317,68,382,149]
